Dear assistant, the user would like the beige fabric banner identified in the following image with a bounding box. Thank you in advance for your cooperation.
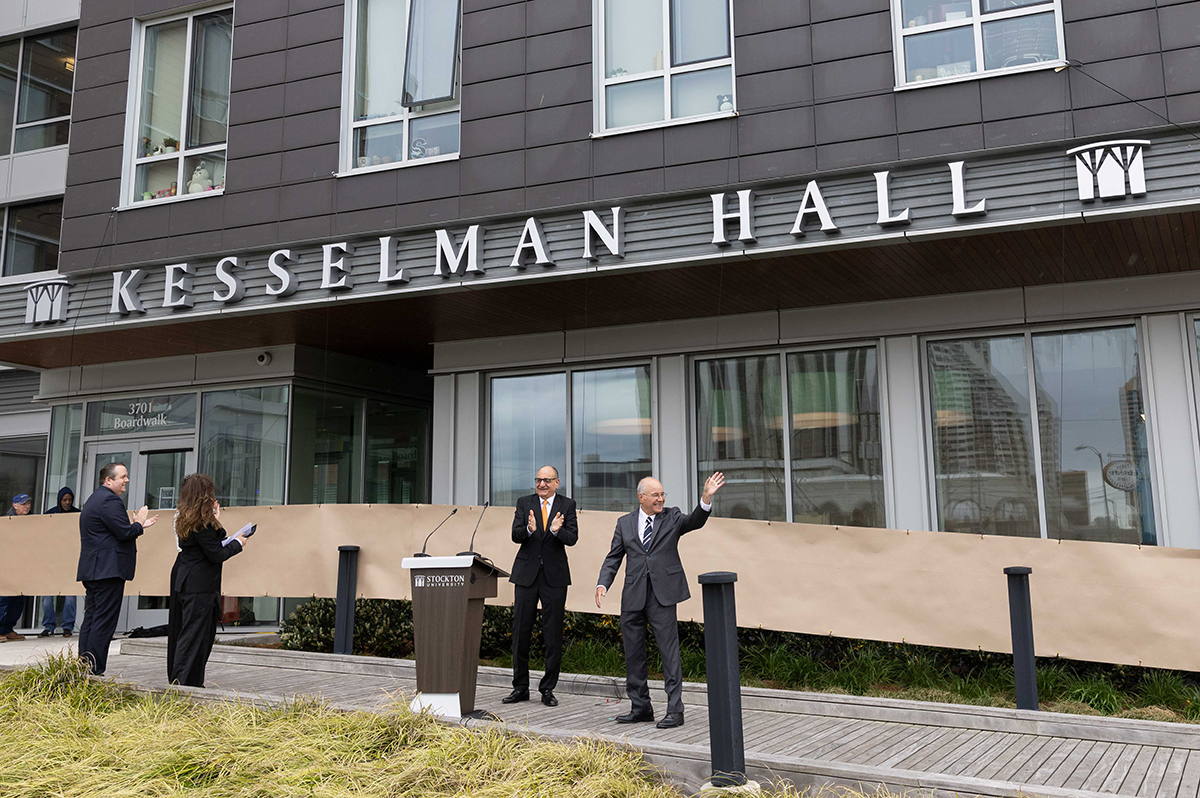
[2,504,1196,671]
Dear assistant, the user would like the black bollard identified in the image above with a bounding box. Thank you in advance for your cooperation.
[699,571,746,787]
[1004,566,1039,711]
[334,545,360,655]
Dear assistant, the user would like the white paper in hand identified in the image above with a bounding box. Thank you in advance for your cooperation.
[222,522,255,547]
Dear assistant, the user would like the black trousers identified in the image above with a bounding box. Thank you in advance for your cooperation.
[78,578,124,675]
[620,579,684,716]
[167,590,219,687]
[511,569,567,693]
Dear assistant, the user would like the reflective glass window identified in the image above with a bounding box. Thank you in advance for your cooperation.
[200,386,289,507]
[289,389,363,504]
[490,373,567,508]
[44,403,80,512]
[365,400,429,504]
[572,366,652,512]
[3,200,61,276]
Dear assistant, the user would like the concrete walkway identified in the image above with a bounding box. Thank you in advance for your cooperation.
[6,637,1200,797]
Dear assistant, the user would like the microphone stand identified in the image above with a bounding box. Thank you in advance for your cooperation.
[414,507,457,556]
[458,501,489,557]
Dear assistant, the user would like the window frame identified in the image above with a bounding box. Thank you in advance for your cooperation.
[919,318,1164,543]
[338,0,463,176]
[483,359,659,508]
[0,199,62,282]
[5,28,76,155]
[593,0,738,137]
[890,0,1067,90]
[120,5,234,209]
[689,341,890,526]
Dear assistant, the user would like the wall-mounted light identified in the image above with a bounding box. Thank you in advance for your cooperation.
[64,57,74,72]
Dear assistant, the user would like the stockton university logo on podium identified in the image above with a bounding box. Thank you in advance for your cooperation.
[414,575,426,588]
[1067,139,1149,201]
[24,278,70,325]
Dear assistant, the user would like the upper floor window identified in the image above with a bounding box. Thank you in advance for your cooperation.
[344,0,462,173]
[596,0,735,135]
[1,200,62,277]
[893,0,1064,88]
[0,28,76,156]
[126,7,232,205]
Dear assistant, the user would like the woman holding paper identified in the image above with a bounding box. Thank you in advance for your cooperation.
[167,473,248,687]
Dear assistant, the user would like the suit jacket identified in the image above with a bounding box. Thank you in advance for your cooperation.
[597,504,710,612]
[509,493,578,587]
[172,524,242,594]
[76,486,144,582]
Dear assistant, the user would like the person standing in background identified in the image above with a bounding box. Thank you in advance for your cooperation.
[0,493,34,641]
[40,487,81,637]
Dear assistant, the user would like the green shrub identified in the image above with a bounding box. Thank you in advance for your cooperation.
[279,597,413,657]
[1062,677,1128,714]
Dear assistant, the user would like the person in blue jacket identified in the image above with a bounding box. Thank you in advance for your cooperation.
[40,487,81,637]
[76,463,157,675]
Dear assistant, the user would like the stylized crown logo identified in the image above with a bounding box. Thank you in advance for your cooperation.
[1067,139,1149,201]
[24,278,70,325]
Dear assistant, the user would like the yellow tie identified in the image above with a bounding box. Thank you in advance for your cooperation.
[541,499,549,530]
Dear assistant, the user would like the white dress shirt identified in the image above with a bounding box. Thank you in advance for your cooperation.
[530,493,558,536]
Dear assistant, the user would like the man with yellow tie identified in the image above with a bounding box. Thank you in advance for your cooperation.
[504,465,578,707]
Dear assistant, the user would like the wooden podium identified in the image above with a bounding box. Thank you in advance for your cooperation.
[400,554,507,719]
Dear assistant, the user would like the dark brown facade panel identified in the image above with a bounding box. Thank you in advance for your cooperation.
[1167,91,1200,123]
[395,196,461,229]
[113,236,170,266]
[169,196,225,237]
[592,168,664,203]
[526,64,590,110]
[81,0,134,28]
[229,85,287,126]
[1164,47,1200,95]
[664,120,738,167]
[898,123,986,161]
[59,214,116,251]
[815,134,899,172]
[227,118,285,159]
[72,50,131,92]
[280,107,339,151]
[290,0,343,15]
[283,73,342,117]
[896,80,983,134]
[286,5,344,49]
[221,221,282,252]
[979,70,1070,122]
[233,0,290,26]
[332,205,397,237]
[395,160,462,205]
[815,93,897,144]
[61,178,120,219]
[664,159,740,193]
[110,204,169,243]
[593,129,664,176]
[233,16,288,59]
[1159,2,1200,51]
[65,145,124,188]
[75,18,133,59]
[461,75,524,121]
[462,2,525,50]
[223,186,282,228]
[281,143,338,184]
[1063,0,1157,22]
[459,150,525,195]
[1065,8,1162,61]
[736,26,812,76]
[280,178,333,220]
[131,0,194,20]
[738,66,815,115]
[982,111,1074,150]
[279,214,333,242]
[525,178,590,212]
[812,53,894,104]
[734,0,809,36]
[738,147,817,184]
[463,38,526,83]
[811,0,890,24]
[525,140,589,187]
[1072,98,1170,138]
[524,26,590,74]
[335,168,399,212]
[525,0,588,38]
[71,83,130,124]
[231,51,288,92]
[284,38,344,83]
[461,112,526,158]
[459,186,525,218]
[525,103,591,149]
[1067,53,1166,109]
[810,11,891,64]
[737,106,815,155]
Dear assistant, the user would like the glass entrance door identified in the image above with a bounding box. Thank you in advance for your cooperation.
[82,438,196,629]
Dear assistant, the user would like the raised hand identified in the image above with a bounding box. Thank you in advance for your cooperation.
[143,514,159,528]
[701,472,725,503]
[527,509,537,533]
[549,512,564,533]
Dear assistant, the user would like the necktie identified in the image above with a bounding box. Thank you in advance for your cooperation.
[642,516,653,550]
[542,500,549,531]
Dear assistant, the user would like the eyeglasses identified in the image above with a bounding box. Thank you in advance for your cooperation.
[642,492,666,499]
[535,477,559,484]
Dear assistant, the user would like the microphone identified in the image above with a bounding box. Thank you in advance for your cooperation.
[415,508,457,556]
[458,501,490,557]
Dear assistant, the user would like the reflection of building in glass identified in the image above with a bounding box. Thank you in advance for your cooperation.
[1121,372,1157,545]
[574,453,651,512]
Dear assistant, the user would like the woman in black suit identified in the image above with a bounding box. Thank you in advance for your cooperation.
[167,473,247,687]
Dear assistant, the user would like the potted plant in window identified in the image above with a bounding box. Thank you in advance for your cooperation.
[140,136,152,157]
[162,136,178,153]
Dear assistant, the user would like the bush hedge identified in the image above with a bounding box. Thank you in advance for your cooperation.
[279,598,1200,720]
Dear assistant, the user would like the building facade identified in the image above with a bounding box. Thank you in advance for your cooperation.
[2,0,1200,627]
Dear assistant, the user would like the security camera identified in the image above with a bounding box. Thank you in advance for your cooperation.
[256,352,272,367]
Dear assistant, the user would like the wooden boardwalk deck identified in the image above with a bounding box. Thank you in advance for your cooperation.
[104,640,1200,797]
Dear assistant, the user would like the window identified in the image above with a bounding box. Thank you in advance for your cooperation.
[926,326,1157,545]
[289,389,363,504]
[345,0,461,172]
[365,399,430,504]
[44,403,81,512]
[696,348,886,525]
[893,0,1064,87]
[199,386,289,507]
[0,200,61,277]
[596,0,735,133]
[489,366,653,511]
[127,8,232,204]
[0,28,75,157]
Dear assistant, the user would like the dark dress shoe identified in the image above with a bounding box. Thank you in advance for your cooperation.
[615,710,655,723]
[501,690,530,704]
[63,630,72,637]
[38,629,53,638]
[541,691,558,707]
[656,713,684,729]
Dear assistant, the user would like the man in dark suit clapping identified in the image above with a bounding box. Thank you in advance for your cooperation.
[77,462,158,675]
[595,472,724,729]
[504,465,578,707]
